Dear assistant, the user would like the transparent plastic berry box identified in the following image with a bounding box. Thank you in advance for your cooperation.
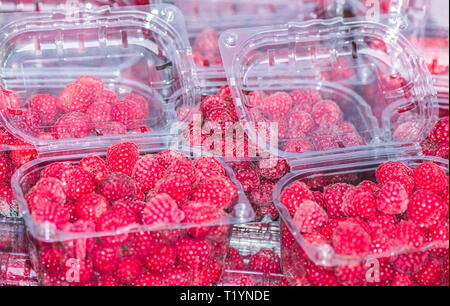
[171,0,331,88]
[273,145,449,286]
[219,18,438,160]
[0,252,38,286]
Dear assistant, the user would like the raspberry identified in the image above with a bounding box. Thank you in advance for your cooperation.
[332,221,371,256]
[41,162,69,180]
[358,180,381,196]
[249,179,276,207]
[17,109,43,133]
[8,139,38,167]
[248,249,281,274]
[218,85,233,102]
[0,154,12,182]
[96,275,121,286]
[131,271,164,286]
[393,121,423,141]
[124,94,149,119]
[394,251,429,274]
[91,244,119,273]
[311,100,344,125]
[377,181,409,215]
[335,263,366,286]
[58,83,94,113]
[366,262,395,286]
[55,112,91,139]
[310,128,341,151]
[79,155,109,183]
[166,159,196,184]
[74,193,109,221]
[193,28,220,54]
[98,173,136,202]
[143,194,184,225]
[144,244,176,274]
[26,177,66,212]
[132,155,164,193]
[112,99,144,128]
[128,231,163,259]
[342,133,366,147]
[96,89,118,105]
[0,127,14,145]
[282,139,315,153]
[414,162,447,194]
[1,89,21,111]
[369,232,396,260]
[429,117,449,144]
[294,200,328,233]
[342,186,377,220]
[256,158,290,180]
[162,265,191,286]
[248,91,267,108]
[225,247,245,271]
[0,183,14,212]
[368,214,398,238]
[39,246,65,274]
[280,181,315,216]
[193,156,225,179]
[64,259,94,285]
[290,89,322,112]
[86,102,112,128]
[76,75,104,96]
[175,237,211,271]
[413,259,444,286]
[155,174,191,206]
[97,122,127,135]
[375,161,413,186]
[192,259,223,286]
[115,256,143,284]
[96,209,135,246]
[59,166,95,201]
[200,95,230,115]
[191,176,236,209]
[107,142,139,176]
[264,92,292,118]
[427,220,450,258]
[323,183,353,219]
[155,150,188,170]
[32,201,70,229]
[433,142,449,159]
[391,272,414,286]
[233,164,260,192]
[306,265,340,286]
[182,201,218,238]
[29,94,59,125]
[396,220,426,249]
[409,190,447,231]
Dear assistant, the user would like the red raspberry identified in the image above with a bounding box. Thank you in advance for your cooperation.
[193,156,225,179]
[91,244,120,273]
[310,128,341,151]
[79,155,109,183]
[131,272,164,286]
[413,259,443,286]
[166,159,196,184]
[124,94,149,119]
[58,83,94,113]
[8,139,37,167]
[98,173,136,202]
[249,179,276,207]
[112,99,145,128]
[144,244,176,274]
[17,109,43,133]
[311,100,343,125]
[375,161,413,186]
[75,193,109,221]
[225,247,245,271]
[192,259,223,286]
[155,174,191,206]
[218,85,233,102]
[96,121,127,135]
[288,111,316,134]
[39,246,65,274]
[280,181,315,216]
[143,194,184,225]
[377,180,409,215]
[427,220,450,258]
[191,176,236,209]
[342,186,377,220]
[342,133,366,147]
[193,28,220,54]
[256,158,290,180]
[233,164,260,192]
[155,150,189,170]
[282,139,315,153]
[132,155,164,193]
[396,220,426,249]
[182,201,219,238]
[26,177,66,212]
[96,89,118,105]
[41,162,71,179]
[107,142,139,176]
[32,201,70,229]
[0,183,15,212]
[429,117,449,144]
[59,166,95,201]
[0,127,14,145]
[369,232,396,260]
[409,190,447,231]
[162,265,191,286]
[0,154,12,182]
[86,102,112,128]
[29,94,59,125]
[394,251,429,274]
[323,183,353,219]
[358,180,381,196]
[247,91,267,108]
[368,214,398,238]
[306,265,340,286]
[76,75,104,96]
[96,274,121,286]
[335,263,366,286]
[264,92,292,118]
[55,112,91,139]
[128,231,163,259]
[204,107,235,126]
[433,141,449,159]
[1,89,21,111]
[332,220,371,256]
[290,89,322,112]
[391,272,414,286]
[200,95,230,115]
[294,200,328,233]
[115,256,143,284]
[414,162,447,194]
[175,237,211,271]
[64,259,94,285]
[96,209,135,246]
[248,249,281,274]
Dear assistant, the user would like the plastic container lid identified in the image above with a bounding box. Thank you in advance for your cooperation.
[0,4,197,156]
[219,17,438,159]
[0,0,129,13]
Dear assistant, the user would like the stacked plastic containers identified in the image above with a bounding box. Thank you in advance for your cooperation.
[219,17,448,286]
[1,4,255,286]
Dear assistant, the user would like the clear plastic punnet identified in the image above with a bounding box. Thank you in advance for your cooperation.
[273,144,449,286]
[3,5,255,287]
[172,0,329,88]
[219,18,438,159]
